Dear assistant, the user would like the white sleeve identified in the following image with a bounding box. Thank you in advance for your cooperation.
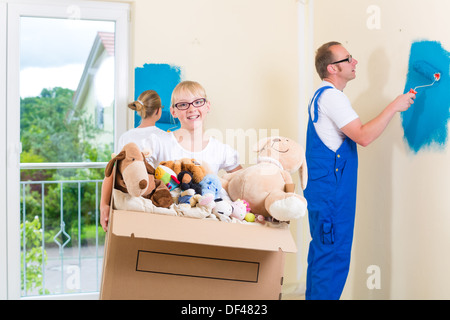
[219,143,240,172]
[142,134,161,168]
[320,89,359,128]
[116,133,126,153]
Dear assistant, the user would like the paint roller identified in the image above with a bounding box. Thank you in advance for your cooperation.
[409,60,441,94]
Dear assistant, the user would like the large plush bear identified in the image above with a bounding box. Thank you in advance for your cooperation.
[222,136,307,221]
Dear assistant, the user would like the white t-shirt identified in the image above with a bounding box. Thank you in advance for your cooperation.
[145,132,240,175]
[310,81,359,152]
[116,126,169,153]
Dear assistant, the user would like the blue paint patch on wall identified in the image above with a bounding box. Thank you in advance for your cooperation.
[134,63,182,131]
[402,40,450,153]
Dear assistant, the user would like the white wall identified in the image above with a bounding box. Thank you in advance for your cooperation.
[132,0,301,140]
[313,0,450,299]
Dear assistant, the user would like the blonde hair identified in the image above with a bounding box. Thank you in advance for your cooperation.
[128,90,162,118]
[170,81,207,107]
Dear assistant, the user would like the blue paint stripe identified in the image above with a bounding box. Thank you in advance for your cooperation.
[402,40,450,153]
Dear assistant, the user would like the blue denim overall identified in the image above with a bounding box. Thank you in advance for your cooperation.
[304,86,358,300]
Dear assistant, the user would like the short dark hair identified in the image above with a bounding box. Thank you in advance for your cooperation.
[315,41,341,79]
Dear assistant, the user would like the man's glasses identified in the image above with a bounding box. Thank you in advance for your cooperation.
[331,55,353,65]
[173,98,207,110]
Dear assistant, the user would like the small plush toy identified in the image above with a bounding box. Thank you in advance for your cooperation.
[155,165,180,190]
[159,158,208,183]
[178,189,194,205]
[241,199,251,213]
[177,188,202,208]
[199,174,222,199]
[177,171,202,194]
[244,213,256,222]
[104,142,173,208]
[254,214,266,224]
[230,199,248,220]
[212,198,233,217]
[222,136,308,221]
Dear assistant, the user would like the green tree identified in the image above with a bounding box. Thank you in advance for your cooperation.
[20,87,111,163]
[20,87,109,244]
[21,216,50,295]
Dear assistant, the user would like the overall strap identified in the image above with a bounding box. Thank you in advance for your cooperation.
[308,86,333,123]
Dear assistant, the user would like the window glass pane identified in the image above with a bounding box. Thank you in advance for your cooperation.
[20,17,115,163]
[19,16,115,297]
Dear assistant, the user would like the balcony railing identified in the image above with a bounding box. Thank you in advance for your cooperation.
[20,162,107,298]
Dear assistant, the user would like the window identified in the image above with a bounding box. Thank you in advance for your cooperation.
[2,0,129,299]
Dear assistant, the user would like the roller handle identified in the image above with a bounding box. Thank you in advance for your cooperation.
[409,88,417,94]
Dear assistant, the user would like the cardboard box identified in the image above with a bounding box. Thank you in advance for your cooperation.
[100,203,297,300]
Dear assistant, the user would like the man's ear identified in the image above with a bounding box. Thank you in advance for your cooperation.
[327,64,338,75]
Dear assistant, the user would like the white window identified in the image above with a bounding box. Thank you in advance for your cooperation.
[1,0,129,299]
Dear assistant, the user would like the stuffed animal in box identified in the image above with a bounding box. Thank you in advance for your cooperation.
[177,171,202,194]
[199,174,222,199]
[105,142,173,208]
[177,188,202,208]
[230,199,249,220]
[155,165,180,190]
[212,198,233,218]
[159,158,208,183]
[222,136,308,221]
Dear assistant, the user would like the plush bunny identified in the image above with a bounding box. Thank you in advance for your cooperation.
[222,136,308,221]
[105,142,173,208]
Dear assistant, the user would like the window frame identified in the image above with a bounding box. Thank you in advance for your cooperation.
[0,1,8,300]
[2,0,130,299]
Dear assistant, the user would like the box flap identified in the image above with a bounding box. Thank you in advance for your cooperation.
[111,210,297,253]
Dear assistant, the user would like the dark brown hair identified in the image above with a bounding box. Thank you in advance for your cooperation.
[315,41,341,79]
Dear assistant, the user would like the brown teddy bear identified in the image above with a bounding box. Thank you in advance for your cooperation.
[222,136,308,221]
[105,142,173,208]
[159,158,209,183]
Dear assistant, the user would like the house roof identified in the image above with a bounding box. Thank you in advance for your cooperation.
[72,31,115,108]
[97,31,115,56]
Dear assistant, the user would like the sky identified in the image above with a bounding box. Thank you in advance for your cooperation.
[19,17,114,98]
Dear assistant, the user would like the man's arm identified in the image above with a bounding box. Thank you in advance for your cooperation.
[341,92,415,147]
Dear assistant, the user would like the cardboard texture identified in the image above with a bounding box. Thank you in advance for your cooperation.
[100,194,297,300]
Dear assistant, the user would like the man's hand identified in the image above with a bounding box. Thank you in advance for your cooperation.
[390,92,416,112]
